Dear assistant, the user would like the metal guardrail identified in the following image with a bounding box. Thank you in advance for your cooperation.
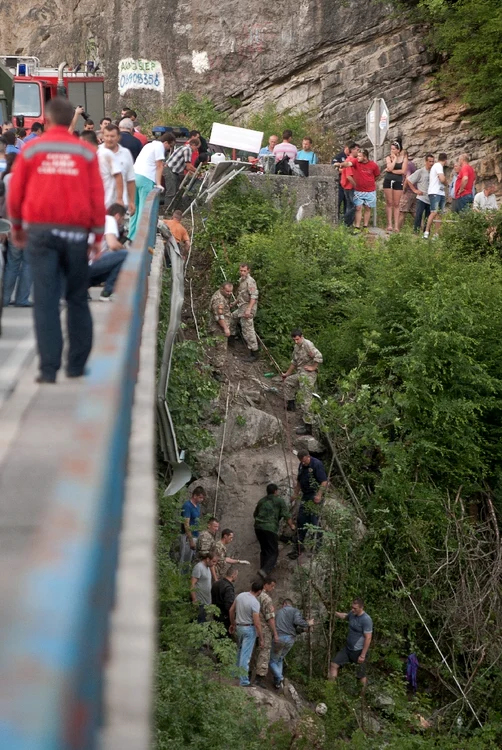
[0,190,160,749]
[156,224,192,495]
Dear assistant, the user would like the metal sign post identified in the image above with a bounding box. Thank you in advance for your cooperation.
[366,98,389,227]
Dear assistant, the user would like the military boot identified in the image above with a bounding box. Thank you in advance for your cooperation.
[286,400,296,412]
[227,335,236,348]
[246,349,259,362]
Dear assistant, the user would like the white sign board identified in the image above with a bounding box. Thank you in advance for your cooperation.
[118,58,164,95]
[366,98,389,147]
[209,123,263,154]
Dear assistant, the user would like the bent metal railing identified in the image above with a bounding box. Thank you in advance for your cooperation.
[0,190,160,749]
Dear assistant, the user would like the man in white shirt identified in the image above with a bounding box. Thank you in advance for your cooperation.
[273,130,298,163]
[98,125,136,216]
[473,184,498,211]
[424,153,448,239]
[88,203,128,301]
[81,130,124,209]
[129,132,174,239]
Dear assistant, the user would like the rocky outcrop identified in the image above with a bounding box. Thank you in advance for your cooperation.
[1,0,500,181]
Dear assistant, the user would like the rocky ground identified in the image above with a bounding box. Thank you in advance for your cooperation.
[191,335,326,594]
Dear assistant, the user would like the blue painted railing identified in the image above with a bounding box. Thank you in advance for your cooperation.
[0,191,160,749]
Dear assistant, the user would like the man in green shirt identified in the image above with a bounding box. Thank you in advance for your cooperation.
[254,483,295,577]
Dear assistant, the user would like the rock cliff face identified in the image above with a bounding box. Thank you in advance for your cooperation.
[1,0,500,178]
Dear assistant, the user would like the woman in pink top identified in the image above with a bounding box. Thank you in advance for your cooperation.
[273,130,298,162]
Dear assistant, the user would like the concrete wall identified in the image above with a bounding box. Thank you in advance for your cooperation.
[246,172,339,223]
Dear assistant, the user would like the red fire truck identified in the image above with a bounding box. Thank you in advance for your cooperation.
[0,56,105,133]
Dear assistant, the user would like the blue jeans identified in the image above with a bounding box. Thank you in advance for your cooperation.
[236,625,257,686]
[89,250,128,294]
[26,229,92,380]
[3,243,32,305]
[269,634,295,685]
[413,199,430,232]
[454,194,473,213]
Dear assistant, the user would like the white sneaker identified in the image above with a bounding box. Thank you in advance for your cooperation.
[423,231,430,239]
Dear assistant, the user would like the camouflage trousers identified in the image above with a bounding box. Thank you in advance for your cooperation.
[283,370,318,423]
[209,327,228,370]
[229,310,258,351]
[252,626,273,677]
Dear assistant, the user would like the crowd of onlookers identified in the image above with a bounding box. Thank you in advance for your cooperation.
[332,139,498,234]
[0,98,209,382]
[1,105,499,382]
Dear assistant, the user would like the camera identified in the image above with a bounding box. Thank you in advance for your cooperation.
[77,106,90,121]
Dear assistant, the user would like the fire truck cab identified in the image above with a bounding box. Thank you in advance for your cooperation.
[0,56,105,133]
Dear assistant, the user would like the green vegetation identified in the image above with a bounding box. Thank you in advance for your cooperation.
[156,491,268,750]
[403,0,502,138]
[195,178,502,744]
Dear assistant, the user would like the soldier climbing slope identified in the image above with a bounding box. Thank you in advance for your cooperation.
[209,281,233,380]
[229,263,259,362]
[252,576,279,687]
[282,328,323,435]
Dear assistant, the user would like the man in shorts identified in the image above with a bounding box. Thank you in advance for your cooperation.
[352,149,380,231]
[424,153,448,239]
[329,597,373,692]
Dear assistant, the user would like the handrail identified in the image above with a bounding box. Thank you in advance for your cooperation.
[0,190,160,749]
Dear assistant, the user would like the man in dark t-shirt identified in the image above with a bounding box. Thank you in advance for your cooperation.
[211,566,238,634]
[254,483,295,576]
[329,597,373,691]
[118,118,143,161]
[288,450,328,559]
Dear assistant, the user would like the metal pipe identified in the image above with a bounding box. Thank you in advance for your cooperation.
[57,61,68,86]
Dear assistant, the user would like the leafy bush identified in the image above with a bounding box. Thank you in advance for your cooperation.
[200,180,502,738]
[400,0,502,138]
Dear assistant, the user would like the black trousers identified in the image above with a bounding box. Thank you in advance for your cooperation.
[26,229,92,380]
[255,527,279,573]
[343,189,356,226]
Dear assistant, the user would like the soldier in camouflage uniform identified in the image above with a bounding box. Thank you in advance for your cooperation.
[229,263,259,362]
[213,529,251,580]
[209,282,233,378]
[252,576,279,686]
[196,517,219,579]
[282,328,323,435]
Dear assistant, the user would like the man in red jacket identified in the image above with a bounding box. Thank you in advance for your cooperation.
[8,97,105,383]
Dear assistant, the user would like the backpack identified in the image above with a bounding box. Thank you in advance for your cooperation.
[274,155,292,176]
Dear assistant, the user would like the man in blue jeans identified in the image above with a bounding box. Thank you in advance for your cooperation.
[7,97,105,383]
[229,581,264,686]
[269,599,313,689]
[2,240,32,307]
[88,203,128,301]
